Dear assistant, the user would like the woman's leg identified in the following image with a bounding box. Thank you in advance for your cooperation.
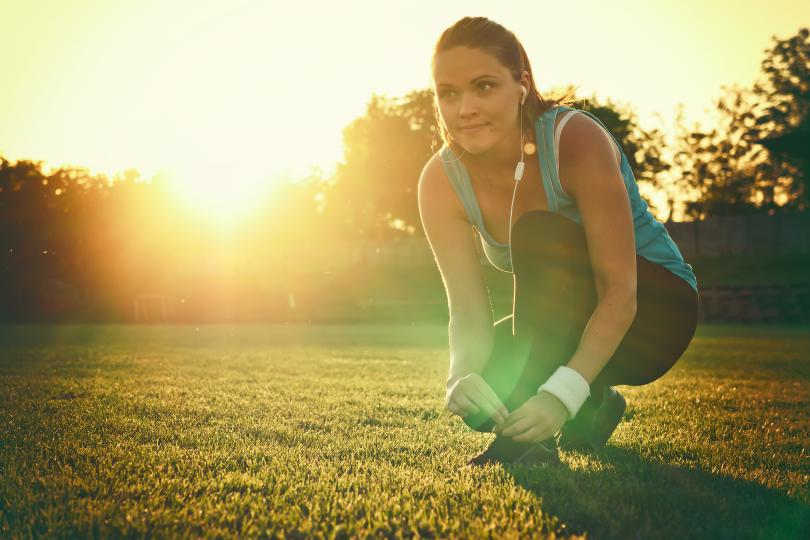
[464,210,699,437]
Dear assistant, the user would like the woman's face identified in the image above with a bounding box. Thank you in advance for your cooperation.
[432,46,524,154]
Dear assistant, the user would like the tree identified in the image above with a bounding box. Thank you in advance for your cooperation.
[0,158,113,319]
[671,87,771,220]
[671,27,809,220]
[325,90,435,242]
[751,27,809,210]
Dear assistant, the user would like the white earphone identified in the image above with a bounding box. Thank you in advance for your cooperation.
[514,87,527,182]
[508,85,528,271]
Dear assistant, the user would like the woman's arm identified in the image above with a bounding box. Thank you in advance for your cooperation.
[561,114,638,384]
[447,314,495,388]
[417,154,496,388]
[495,114,638,442]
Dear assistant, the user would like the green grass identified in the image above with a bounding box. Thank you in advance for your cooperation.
[0,323,808,539]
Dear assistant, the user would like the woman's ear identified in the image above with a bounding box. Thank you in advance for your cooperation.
[520,70,531,89]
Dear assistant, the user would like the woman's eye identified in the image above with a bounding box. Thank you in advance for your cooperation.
[438,83,492,99]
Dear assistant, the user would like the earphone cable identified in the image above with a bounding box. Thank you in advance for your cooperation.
[508,102,526,271]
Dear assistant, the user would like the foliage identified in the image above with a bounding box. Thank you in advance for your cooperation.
[324,90,436,242]
[672,27,809,220]
[671,88,772,219]
[753,27,810,142]
[0,158,333,322]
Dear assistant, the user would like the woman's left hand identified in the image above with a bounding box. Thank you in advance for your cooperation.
[494,391,569,443]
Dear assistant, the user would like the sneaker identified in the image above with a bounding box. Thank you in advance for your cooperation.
[558,386,626,452]
[510,438,561,466]
[465,439,504,467]
[466,435,561,468]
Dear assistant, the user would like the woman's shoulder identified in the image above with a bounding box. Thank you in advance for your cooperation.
[419,147,452,202]
[418,149,467,219]
[557,110,621,168]
[423,146,464,187]
[422,147,452,181]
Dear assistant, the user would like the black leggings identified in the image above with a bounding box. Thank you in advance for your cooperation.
[463,210,699,433]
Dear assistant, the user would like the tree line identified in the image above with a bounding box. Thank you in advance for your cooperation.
[1,27,807,322]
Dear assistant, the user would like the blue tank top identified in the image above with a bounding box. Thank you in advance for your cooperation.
[438,104,698,294]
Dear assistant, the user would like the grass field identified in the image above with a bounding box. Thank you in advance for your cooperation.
[0,323,808,539]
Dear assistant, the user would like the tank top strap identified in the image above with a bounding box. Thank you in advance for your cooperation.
[535,105,570,212]
[571,109,627,166]
[536,105,627,213]
[554,110,579,169]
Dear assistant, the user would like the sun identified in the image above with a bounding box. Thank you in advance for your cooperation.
[159,159,278,228]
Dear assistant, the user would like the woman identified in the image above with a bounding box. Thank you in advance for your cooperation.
[418,17,699,467]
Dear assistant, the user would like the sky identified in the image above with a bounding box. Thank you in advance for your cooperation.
[1,0,807,204]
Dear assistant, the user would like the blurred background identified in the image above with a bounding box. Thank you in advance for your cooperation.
[1,0,808,325]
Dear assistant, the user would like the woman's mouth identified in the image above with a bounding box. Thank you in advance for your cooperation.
[460,123,489,134]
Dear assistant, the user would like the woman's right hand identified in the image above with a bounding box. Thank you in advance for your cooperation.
[445,373,509,424]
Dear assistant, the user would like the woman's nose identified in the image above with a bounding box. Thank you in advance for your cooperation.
[458,93,478,116]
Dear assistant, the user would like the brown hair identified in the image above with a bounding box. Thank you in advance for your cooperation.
[430,16,579,153]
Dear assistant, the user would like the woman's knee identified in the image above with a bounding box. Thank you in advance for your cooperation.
[598,310,696,389]
[623,258,699,381]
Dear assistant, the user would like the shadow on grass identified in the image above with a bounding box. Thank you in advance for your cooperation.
[496,445,809,540]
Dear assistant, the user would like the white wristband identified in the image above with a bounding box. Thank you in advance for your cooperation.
[537,366,591,420]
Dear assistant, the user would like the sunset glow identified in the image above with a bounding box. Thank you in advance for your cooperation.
[1,0,807,223]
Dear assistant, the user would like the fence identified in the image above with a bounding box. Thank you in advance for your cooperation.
[697,283,810,323]
[346,212,810,324]
[664,212,810,258]
[353,212,810,267]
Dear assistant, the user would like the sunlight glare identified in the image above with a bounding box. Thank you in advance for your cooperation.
[161,158,276,227]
